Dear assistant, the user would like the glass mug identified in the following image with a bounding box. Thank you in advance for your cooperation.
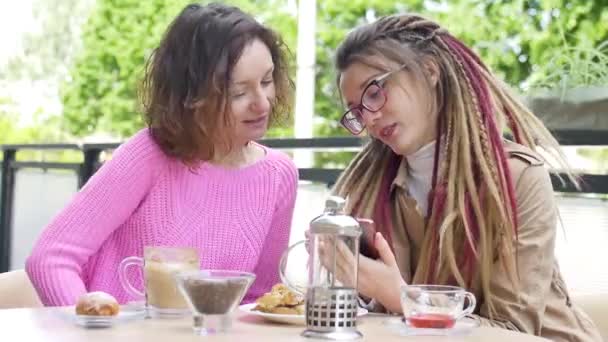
[400,285,476,330]
[118,246,199,317]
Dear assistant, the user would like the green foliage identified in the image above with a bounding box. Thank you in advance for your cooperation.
[0,98,63,144]
[0,98,19,143]
[61,0,296,138]
[429,0,608,89]
[61,0,193,137]
[313,0,608,122]
[525,40,608,96]
[312,0,608,166]
[0,97,80,162]
[59,0,608,167]
[0,0,93,152]
[578,148,608,173]
[0,0,94,82]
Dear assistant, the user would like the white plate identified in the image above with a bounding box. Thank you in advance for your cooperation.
[239,303,368,326]
[384,316,480,336]
[60,302,147,328]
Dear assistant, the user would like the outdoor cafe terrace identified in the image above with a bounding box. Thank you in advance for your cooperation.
[0,129,607,296]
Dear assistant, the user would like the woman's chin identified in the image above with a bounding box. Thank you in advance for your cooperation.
[235,130,268,143]
[386,142,414,157]
[249,131,267,141]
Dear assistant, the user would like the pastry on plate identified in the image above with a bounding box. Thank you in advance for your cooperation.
[75,291,120,316]
[270,304,305,315]
[253,283,304,315]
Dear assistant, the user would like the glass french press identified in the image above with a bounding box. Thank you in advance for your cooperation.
[280,196,363,340]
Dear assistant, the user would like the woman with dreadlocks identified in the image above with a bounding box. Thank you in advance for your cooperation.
[332,13,601,341]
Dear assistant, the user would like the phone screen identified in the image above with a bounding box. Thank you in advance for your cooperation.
[357,218,379,259]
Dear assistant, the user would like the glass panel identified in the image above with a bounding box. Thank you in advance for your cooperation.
[554,196,608,295]
[10,169,78,270]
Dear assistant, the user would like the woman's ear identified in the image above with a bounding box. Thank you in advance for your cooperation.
[423,58,440,87]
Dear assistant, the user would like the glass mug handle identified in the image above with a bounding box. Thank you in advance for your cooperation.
[279,240,307,296]
[456,291,477,320]
[118,256,145,299]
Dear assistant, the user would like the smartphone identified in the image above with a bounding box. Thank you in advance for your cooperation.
[357,218,379,259]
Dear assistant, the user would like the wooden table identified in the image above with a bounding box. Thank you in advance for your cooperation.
[0,307,549,341]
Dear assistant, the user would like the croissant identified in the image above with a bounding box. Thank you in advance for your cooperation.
[75,291,120,316]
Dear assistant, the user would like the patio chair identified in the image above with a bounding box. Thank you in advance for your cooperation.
[0,269,43,309]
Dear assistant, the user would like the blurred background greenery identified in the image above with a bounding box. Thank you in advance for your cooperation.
[0,0,606,167]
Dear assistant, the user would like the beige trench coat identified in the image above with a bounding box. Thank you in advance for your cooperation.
[379,141,602,342]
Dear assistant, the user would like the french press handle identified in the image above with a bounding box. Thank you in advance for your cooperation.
[278,240,308,296]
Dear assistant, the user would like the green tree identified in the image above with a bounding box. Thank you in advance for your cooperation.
[0,0,94,149]
[0,0,95,83]
[0,97,69,144]
[430,0,608,90]
[313,0,608,166]
[62,0,607,166]
[61,0,296,138]
[0,97,20,143]
[0,96,80,162]
[61,0,191,137]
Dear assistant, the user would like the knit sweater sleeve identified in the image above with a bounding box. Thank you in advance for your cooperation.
[244,152,298,302]
[25,129,167,306]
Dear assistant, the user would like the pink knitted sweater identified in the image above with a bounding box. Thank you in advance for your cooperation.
[26,129,298,306]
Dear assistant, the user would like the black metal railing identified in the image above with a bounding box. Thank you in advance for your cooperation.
[0,130,607,272]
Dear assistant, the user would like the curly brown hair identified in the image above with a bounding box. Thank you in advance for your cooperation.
[140,3,293,163]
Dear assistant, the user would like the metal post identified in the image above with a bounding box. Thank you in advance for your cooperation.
[0,149,16,272]
[293,0,317,169]
[79,148,102,188]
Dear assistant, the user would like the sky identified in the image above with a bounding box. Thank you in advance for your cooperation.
[0,0,36,65]
[0,0,63,127]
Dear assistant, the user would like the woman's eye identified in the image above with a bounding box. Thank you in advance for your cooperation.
[230,91,246,98]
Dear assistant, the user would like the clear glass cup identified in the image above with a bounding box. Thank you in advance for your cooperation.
[118,246,199,318]
[175,270,255,335]
[400,285,476,330]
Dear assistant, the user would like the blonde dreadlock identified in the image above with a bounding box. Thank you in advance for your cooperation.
[332,14,576,317]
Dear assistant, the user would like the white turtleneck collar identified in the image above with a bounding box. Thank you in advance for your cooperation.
[404,140,437,217]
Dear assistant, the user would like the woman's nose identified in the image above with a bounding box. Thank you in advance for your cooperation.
[361,108,382,127]
[250,90,271,114]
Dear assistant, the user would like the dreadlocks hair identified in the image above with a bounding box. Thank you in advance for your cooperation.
[332,13,576,317]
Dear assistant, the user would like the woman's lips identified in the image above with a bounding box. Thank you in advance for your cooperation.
[243,115,268,128]
[380,123,397,139]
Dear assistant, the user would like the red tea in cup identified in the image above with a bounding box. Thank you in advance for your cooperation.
[408,313,456,329]
[401,285,476,330]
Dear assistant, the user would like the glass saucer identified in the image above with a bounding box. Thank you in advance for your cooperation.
[61,301,146,328]
[384,316,480,336]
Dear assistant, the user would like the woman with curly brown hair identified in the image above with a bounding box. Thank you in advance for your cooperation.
[26,3,297,307]
[332,13,601,341]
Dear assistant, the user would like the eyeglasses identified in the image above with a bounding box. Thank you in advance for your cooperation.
[340,65,406,135]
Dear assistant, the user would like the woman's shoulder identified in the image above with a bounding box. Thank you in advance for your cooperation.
[113,128,170,163]
[503,140,553,196]
[258,144,299,178]
[101,128,174,184]
[258,145,299,205]
[503,140,544,167]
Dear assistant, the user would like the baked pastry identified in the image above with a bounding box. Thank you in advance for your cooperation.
[270,304,305,315]
[253,283,304,315]
[75,291,120,316]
